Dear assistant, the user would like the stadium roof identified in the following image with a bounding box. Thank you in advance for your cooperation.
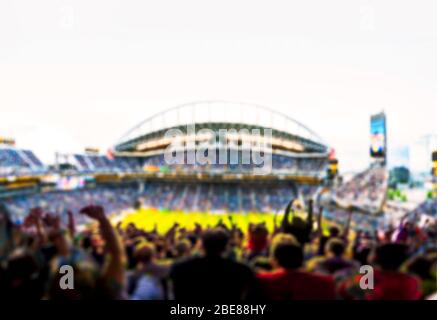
[115,101,328,153]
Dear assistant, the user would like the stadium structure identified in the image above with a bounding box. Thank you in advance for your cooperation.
[114,101,328,178]
[1,102,332,223]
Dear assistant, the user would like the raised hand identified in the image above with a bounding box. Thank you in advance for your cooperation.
[80,205,106,221]
[24,207,44,227]
[67,210,76,237]
[44,212,61,230]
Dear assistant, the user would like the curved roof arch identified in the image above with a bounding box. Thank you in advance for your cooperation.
[116,101,328,149]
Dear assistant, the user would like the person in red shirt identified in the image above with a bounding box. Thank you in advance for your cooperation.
[257,239,336,300]
[246,223,269,261]
[366,243,422,300]
[338,243,423,300]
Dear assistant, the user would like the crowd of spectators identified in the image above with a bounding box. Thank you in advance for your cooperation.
[412,198,437,218]
[141,182,298,213]
[141,152,326,175]
[1,197,436,301]
[3,186,140,226]
[334,165,388,214]
[1,147,327,177]
[3,182,303,219]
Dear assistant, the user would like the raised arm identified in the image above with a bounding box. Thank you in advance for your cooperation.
[306,199,314,230]
[342,208,353,240]
[281,199,294,231]
[316,206,324,237]
[26,207,48,246]
[227,214,237,231]
[66,210,76,238]
[80,205,125,287]
[273,210,281,235]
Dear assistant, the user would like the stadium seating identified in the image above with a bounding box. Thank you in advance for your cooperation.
[73,154,142,172]
[0,147,45,176]
[412,198,437,217]
[67,151,327,176]
[4,182,304,223]
[5,186,140,225]
[141,152,326,174]
[334,164,388,214]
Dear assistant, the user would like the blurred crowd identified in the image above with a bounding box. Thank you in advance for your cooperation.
[334,165,388,213]
[5,183,309,220]
[1,195,436,301]
[4,187,139,226]
[412,198,437,218]
[141,152,326,175]
[140,182,301,213]
[66,152,327,175]
[1,150,327,176]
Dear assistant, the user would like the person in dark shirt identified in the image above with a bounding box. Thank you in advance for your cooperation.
[170,228,256,301]
[280,199,314,245]
[318,226,341,255]
[314,238,359,275]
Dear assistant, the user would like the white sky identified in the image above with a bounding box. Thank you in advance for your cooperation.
[0,0,436,172]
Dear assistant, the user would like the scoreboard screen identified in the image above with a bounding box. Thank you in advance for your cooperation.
[57,176,86,190]
[370,113,387,159]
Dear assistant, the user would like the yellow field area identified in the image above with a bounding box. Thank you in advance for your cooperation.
[117,208,358,258]
[118,208,339,235]
[119,208,284,233]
